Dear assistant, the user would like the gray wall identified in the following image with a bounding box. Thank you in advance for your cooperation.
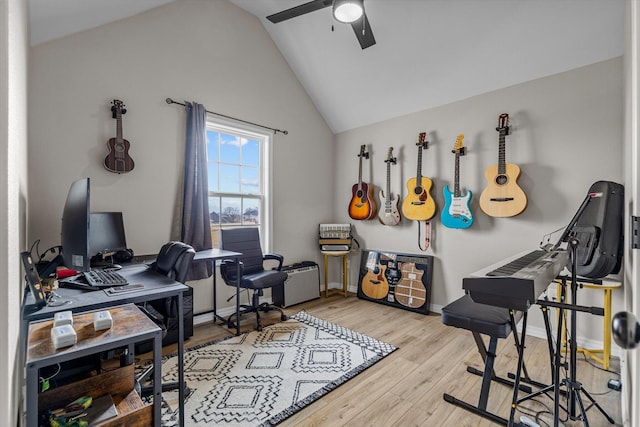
[1,0,29,425]
[334,57,624,342]
[28,0,335,314]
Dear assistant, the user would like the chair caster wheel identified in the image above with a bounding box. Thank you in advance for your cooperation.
[281,314,288,321]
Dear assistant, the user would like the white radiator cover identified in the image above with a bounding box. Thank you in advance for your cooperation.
[273,262,320,307]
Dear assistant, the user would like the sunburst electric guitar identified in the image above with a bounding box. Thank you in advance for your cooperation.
[441,134,473,229]
[104,99,135,174]
[402,132,436,221]
[378,147,401,225]
[479,113,527,217]
[348,145,377,220]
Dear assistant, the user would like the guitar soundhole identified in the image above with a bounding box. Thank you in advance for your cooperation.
[115,144,125,152]
[495,175,508,185]
[413,187,423,195]
[356,190,364,198]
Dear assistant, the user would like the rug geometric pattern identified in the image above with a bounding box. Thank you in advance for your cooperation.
[156,310,397,426]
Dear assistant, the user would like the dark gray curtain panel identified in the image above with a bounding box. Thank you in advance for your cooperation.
[181,101,212,280]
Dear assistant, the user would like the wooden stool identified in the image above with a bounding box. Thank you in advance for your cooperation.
[322,250,349,297]
[556,278,622,370]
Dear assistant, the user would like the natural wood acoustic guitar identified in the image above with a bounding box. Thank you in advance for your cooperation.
[402,132,436,221]
[479,113,527,217]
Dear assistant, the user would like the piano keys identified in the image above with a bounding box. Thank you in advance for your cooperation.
[463,249,569,311]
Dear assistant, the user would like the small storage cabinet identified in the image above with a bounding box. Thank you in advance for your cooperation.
[25,304,163,427]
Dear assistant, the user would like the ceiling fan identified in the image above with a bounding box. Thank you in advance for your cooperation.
[266,0,376,50]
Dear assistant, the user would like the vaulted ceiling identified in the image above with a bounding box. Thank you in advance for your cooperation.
[29,0,625,133]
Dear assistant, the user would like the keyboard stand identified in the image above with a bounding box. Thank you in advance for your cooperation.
[514,242,614,426]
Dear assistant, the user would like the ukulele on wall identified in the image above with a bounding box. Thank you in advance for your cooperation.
[441,134,474,229]
[378,147,401,226]
[402,132,436,221]
[479,113,527,217]
[348,144,377,220]
[104,99,135,174]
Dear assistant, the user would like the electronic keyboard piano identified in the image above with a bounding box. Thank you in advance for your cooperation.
[463,249,569,311]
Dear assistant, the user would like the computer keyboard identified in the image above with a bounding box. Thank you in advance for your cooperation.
[83,269,129,288]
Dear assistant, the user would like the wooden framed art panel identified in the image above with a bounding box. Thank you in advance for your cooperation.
[357,249,433,314]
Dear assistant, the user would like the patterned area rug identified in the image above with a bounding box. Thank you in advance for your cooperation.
[156,310,397,426]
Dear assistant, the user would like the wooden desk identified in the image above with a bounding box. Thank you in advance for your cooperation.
[23,265,189,426]
[193,248,242,335]
[26,304,162,426]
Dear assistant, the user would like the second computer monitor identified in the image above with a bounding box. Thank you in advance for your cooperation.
[90,212,127,258]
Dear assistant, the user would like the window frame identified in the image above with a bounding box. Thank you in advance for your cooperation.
[205,117,273,252]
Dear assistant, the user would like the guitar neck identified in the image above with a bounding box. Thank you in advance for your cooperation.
[386,162,391,196]
[454,153,460,197]
[416,146,423,183]
[498,131,506,175]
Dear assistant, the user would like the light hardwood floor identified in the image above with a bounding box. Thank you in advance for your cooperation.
[164,294,624,426]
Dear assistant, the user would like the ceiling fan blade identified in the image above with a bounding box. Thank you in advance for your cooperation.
[266,0,333,24]
[350,13,376,49]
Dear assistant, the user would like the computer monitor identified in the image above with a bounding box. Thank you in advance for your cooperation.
[60,177,91,272]
[90,212,127,259]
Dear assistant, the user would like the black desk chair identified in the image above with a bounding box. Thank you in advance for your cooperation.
[219,228,288,331]
[137,241,195,397]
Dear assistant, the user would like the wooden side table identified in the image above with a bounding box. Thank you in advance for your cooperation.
[322,251,349,297]
[26,304,163,426]
[556,278,622,370]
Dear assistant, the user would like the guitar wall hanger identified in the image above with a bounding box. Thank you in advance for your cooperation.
[111,104,126,118]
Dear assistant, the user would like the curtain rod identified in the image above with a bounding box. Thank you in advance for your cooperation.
[165,98,288,135]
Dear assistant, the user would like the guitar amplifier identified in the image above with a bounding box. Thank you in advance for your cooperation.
[273,261,320,307]
[319,224,352,251]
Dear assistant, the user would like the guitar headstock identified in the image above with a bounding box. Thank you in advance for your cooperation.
[452,134,466,155]
[111,99,127,118]
[384,147,396,164]
[496,113,509,134]
[358,144,369,159]
[417,132,428,149]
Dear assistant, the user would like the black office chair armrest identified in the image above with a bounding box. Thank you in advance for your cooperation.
[263,253,284,270]
[220,259,244,281]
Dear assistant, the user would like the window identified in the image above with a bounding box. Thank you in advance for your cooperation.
[206,119,271,250]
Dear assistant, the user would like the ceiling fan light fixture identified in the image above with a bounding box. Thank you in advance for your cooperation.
[333,0,364,23]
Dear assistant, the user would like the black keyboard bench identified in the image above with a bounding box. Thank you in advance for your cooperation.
[441,294,530,425]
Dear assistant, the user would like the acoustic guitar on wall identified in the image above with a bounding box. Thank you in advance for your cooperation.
[441,134,474,229]
[348,144,377,220]
[104,99,135,174]
[402,132,436,221]
[378,147,401,225]
[479,113,527,217]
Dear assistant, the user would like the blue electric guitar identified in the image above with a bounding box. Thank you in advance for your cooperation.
[441,134,474,229]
